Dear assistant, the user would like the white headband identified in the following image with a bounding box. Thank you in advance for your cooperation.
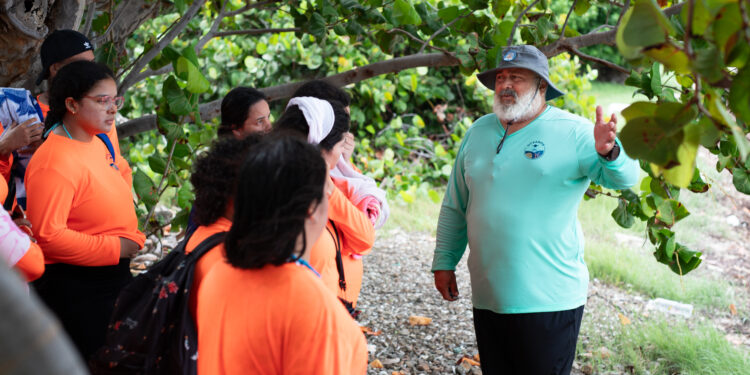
[286,96,335,145]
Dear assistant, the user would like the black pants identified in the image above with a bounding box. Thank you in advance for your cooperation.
[32,259,132,361]
[473,305,584,375]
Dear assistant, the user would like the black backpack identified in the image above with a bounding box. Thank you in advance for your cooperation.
[89,231,227,375]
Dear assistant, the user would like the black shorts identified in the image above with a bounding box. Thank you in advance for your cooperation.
[472,305,585,375]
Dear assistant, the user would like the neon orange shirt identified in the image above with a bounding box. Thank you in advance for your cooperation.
[25,133,145,266]
[329,182,374,307]
[0,175,43,281]
[308,183,374,305]
[308,220,339,296]
[38,98,132,185]
[197,261,368,375]
[184,217,231,321]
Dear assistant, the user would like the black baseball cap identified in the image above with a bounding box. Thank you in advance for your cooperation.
[36,30,95,85]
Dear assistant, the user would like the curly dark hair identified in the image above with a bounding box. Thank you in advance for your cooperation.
[190,134,263,226]
[225,133,327,269]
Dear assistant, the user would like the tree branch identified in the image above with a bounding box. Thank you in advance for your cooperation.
[117,53,460,137]
[225,0,280,17]
[118,0,207,95]
[566,46,630,74]
[80,1,96,36]
[507,0,541,46]
[617,0,631,28]
[213,27,300,37]
[196,0,229,52]
[418,10,474,54]
[541,3,684,57]
[684,0,694,58]
[561,0,578,40]
[739,0,750,47]
[387,28,453,55]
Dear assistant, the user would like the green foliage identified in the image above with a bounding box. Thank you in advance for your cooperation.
[105,0,748,277]
[605,0,750,275]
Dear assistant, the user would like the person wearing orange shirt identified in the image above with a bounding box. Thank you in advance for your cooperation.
[217,86,272,137]
[197,134,367,375]
[0,174,43,283]
[26,60,144,360]
[185,134,261,320]
[274,97,375,315]
[185,87,271,237]
[3,30,130,211]
[289,81,389,308]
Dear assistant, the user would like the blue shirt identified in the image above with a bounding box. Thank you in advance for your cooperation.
[432,106,640,314]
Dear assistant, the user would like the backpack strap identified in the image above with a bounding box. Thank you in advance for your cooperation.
[327,220,346,292]
[2,176,15,211]
[95,133,118,170]
[187,231,227,260]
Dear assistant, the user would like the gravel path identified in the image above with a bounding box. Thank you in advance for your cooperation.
[357,227,749,375]
[358,228,480,375]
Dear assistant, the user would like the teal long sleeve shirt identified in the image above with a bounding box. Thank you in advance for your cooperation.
[432,106,640,314]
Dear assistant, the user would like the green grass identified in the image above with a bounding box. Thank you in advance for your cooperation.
[381,193,442,234]
[579,196,736,310]
[584,319,750,375]
[588,81,641,122]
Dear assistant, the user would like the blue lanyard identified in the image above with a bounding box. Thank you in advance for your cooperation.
[290,257,320,278]
[45,122,73,139]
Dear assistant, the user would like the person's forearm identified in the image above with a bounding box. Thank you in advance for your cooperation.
[0,138,14,156]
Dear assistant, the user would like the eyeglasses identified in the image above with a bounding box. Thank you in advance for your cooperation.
[84,95,124,110]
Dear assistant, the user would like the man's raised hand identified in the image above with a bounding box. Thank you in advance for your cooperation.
[594,105,617,155]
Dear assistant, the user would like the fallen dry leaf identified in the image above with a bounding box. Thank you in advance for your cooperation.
[369,359,383,369]
[618,313,631,325]
[730,303,738,315]
[455,355,480,366]
[391,372,406,375]
[361,326,382,336]
[408,315,432,326]
[598,346,612,359]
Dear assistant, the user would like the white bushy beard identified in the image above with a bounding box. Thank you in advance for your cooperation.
[493,85,545,124]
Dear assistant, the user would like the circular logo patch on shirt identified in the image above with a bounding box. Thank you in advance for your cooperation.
[524,141,545,159]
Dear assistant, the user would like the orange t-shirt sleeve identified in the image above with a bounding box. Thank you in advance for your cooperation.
[15,242,44,281]
[26,167,121,266]
[328,185,374,256]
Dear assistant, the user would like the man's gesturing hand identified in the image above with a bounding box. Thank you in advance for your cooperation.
[594,105,617,155]
[434,270,459,301]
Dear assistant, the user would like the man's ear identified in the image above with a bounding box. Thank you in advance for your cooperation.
[50,62,64,79]
[232,129,243,138]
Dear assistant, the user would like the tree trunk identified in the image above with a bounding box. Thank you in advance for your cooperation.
[0,0,85,91]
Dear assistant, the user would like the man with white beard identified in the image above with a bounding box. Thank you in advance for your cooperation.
[432,45,640,375]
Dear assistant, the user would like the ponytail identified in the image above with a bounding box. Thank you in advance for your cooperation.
[44,60,115,137]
